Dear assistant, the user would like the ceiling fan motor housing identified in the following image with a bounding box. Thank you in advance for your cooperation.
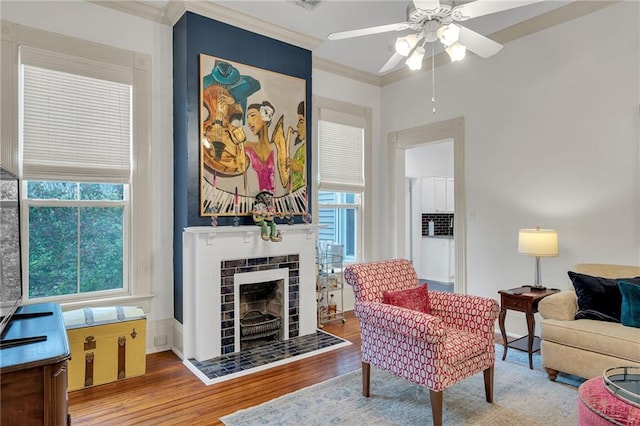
[407,0,453,25]
[423,20,440,42]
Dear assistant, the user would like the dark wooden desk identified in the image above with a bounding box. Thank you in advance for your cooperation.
[1,302,71,425]
[498,286,560,369]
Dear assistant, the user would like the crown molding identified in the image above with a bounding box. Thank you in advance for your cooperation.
[313,57,382,87]
[87,0,619,87]
[90,1,323,51]
[490,0,618,46]
[174,1,322,51]
[164,1,187,25]
[87,1,171,24]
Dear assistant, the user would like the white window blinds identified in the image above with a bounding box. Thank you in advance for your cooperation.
[318,119,364,192]
[21,49,132,183]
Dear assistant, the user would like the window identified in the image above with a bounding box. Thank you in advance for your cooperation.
[315,97,372,263]
[318,191,359,262]
[25,182,128,299]
[2,24,153,308]
[20,51,132,302]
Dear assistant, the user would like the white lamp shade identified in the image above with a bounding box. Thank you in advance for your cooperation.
[445,42,466,62]
[405,46,425,70]
[437,23,460,46]
[395,34,418,56]
[518,228,558,257]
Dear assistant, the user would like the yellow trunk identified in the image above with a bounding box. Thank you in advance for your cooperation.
[64,306,146,391]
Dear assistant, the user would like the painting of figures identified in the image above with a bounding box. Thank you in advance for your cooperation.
[199,54,307,219]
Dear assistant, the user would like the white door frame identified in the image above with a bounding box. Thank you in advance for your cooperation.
[388,117,466,293]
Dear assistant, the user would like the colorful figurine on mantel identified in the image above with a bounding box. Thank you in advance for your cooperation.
[252,191,282,242]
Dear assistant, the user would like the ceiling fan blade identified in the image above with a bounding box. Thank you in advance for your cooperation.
[458,25,503,59]
[413,0,440,12]
[379,52,404,74]
[328,22,411,41]
[452,0,543,21]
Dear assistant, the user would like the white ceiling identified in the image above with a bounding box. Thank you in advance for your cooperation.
[135,0,583,77]
[213,0,572,75]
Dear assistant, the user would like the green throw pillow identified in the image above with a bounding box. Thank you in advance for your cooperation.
[618,280,640,328]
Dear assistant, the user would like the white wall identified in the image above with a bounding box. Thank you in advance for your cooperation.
[381,2,640,336]
[4,1,639,342]
[405,141,454,178]
[2,1,175,352]
[312,68,382,311]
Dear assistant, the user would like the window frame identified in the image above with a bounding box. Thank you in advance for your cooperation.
[313,96,372,264]
[1,20,153,311]
[317,191,361,263]
[22,182,131,302]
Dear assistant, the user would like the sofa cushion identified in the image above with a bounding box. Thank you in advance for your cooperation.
[568,271,640,322]
[619,280,640,328]
[382,283,431,314]
[541,318,640,363]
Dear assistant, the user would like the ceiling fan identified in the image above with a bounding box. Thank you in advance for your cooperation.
[327,0,544,73]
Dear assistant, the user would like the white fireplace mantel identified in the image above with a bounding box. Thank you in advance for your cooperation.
[182,224,320,361]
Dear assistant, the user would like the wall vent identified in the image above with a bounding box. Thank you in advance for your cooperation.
[288,0,322,11]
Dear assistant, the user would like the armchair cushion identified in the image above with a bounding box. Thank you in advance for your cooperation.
[355,301,445,344]
[383,283,431,314]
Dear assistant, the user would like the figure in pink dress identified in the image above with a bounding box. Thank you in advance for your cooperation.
[244,101,276,192]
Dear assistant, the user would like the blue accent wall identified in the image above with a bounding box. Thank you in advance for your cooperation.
[173,12,312,323]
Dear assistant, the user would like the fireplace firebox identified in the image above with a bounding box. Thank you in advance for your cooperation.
[238,279,284,350]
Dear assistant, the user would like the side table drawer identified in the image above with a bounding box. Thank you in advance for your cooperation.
[501,296,528,312]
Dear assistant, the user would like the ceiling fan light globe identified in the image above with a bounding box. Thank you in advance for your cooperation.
[405,46,425,71]
[395,34,418,56]
[446,42,466,62]
[437,23,460,47]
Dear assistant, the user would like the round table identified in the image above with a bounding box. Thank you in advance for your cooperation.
[578,376,640,425]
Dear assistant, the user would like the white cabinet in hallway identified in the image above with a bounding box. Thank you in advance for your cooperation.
[421,176,454,213]
[421,237,454,283]
[446,177,454,212]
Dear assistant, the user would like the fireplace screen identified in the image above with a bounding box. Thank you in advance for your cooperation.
[238,279,284,350]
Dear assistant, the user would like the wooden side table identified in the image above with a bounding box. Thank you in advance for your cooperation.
[498,286,560,369]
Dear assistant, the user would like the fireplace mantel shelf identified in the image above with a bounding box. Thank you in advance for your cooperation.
[184,224,324,243]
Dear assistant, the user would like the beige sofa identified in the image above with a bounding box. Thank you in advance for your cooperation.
[538,263,640,381]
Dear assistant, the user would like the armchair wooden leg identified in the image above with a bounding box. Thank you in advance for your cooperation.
[429,390,443,426]
[362,362,370,397]
[483,367,494,403]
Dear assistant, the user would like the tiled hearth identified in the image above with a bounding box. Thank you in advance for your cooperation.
[187,330,350,385]
[182,225,319,362]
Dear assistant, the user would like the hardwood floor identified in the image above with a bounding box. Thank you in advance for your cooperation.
[69,312,505,425]
[68,311,362,426]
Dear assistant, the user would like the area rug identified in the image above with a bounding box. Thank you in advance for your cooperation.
[221,346,581,425]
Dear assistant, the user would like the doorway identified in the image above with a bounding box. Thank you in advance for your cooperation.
[388,117,466,294]
[405,140,454,291]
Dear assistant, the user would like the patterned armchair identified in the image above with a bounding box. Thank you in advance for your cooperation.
[344,259,500,426]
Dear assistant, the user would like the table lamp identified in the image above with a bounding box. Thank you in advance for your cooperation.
[518,227,558,291]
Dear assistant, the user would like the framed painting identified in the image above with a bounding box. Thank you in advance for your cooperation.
[199,54,308,219]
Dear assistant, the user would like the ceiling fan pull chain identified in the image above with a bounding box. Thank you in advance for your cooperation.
[431,43,436,114]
